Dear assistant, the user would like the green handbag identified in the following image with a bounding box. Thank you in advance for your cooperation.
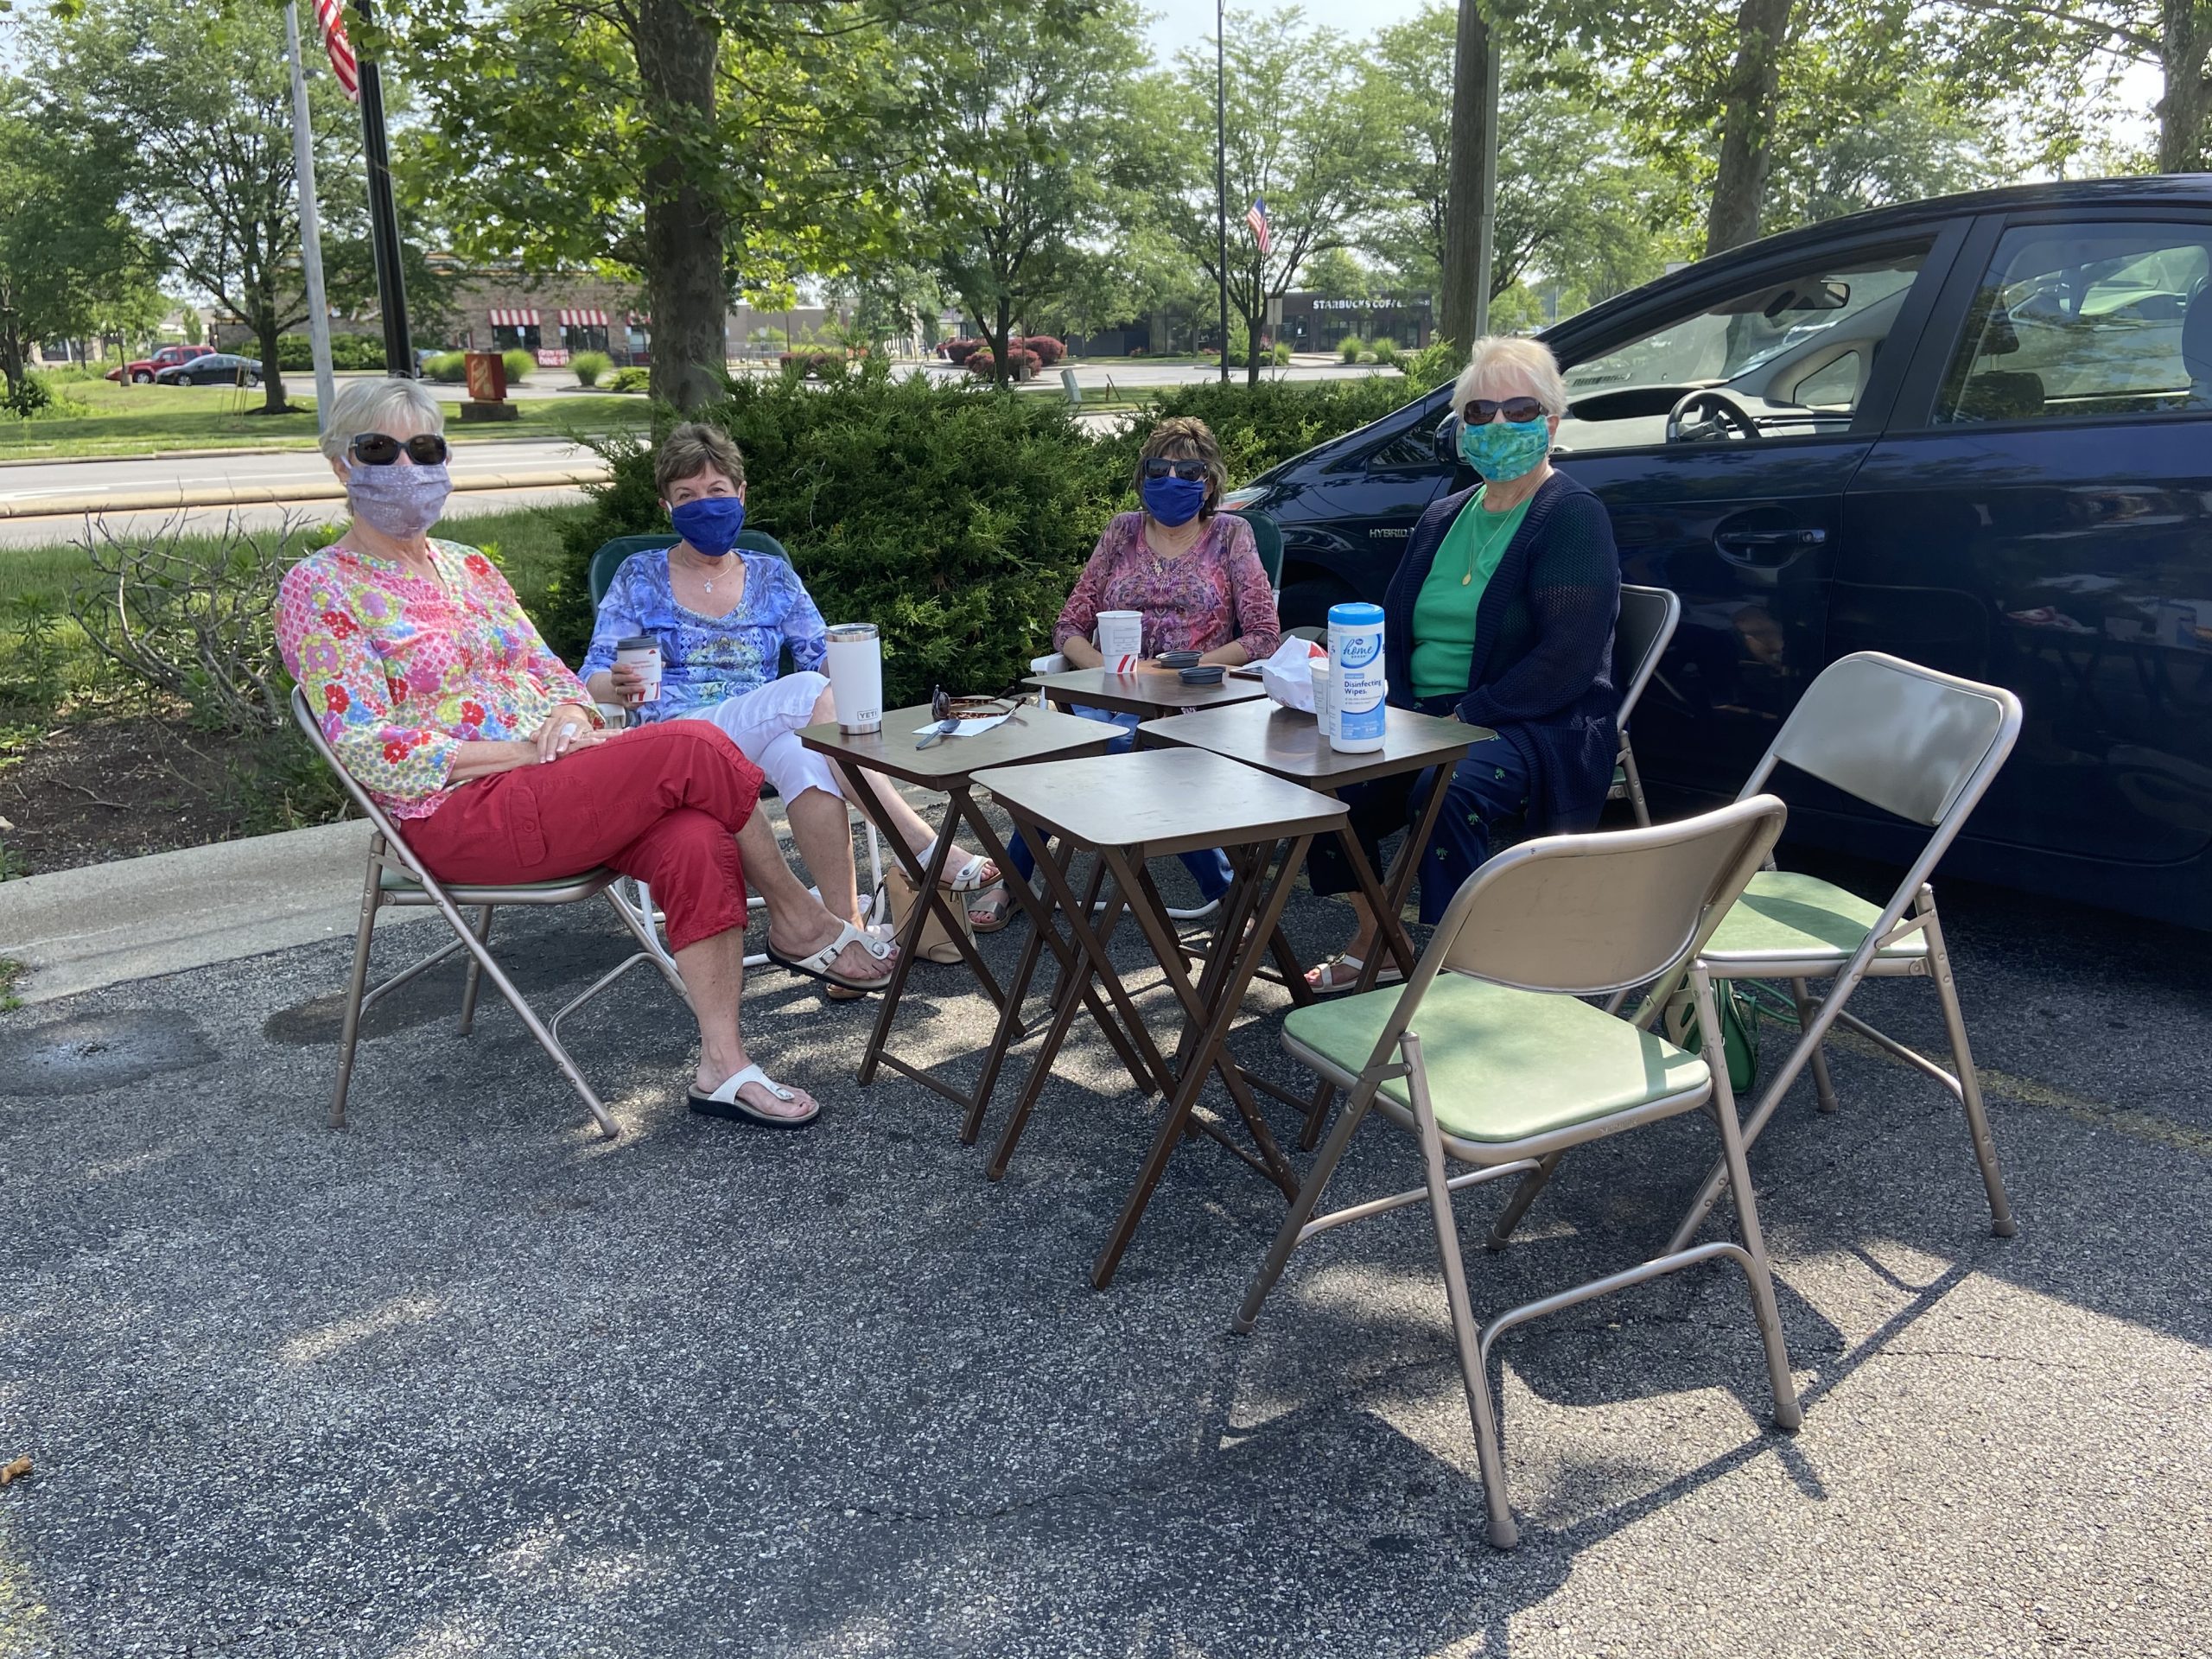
[1662,980,1762,1096]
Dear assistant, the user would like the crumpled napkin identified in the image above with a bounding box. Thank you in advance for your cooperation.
[1257,636,1329,712]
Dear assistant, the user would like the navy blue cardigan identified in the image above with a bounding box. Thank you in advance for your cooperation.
[1382,470,1621,833]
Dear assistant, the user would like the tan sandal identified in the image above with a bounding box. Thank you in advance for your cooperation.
[1305,954,1402,996]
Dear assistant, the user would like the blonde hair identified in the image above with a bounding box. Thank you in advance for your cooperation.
[1134,415,1227,518]
[318,377,443,461]
[1452,334,1569,419]
[654,422,747,498]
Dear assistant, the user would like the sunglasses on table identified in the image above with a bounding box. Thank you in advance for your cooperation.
[350,431,452,467]
[1141,458,1211,481]
[1461,397,1548,425]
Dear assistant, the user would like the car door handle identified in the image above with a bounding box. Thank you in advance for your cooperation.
[1715,526,1827,566]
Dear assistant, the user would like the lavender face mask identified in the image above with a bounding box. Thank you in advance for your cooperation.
[346,461,454,537]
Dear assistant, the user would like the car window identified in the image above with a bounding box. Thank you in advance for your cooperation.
[1936,221,2212,424]
[1556,245,1930,453]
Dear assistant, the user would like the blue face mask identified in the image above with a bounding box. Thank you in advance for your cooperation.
[669,494,746,556]
[1141,474,1208,527]
[1459,415,1552,482]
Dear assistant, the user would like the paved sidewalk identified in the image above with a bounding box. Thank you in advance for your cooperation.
[1,840,2206,1656]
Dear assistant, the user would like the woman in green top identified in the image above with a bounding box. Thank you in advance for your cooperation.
[1306,335,1622,993]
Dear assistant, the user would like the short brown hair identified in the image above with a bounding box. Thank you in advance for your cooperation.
[654,422,747,498]
[1133,416,1226,519]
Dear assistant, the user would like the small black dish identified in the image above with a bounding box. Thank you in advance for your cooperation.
[1178,664,1226,686]
[1157,649,1203,670]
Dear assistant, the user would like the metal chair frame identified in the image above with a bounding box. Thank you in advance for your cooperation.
[1609,583,1681,825]
[292,688,688,1141]
[1236,796,1802,1549]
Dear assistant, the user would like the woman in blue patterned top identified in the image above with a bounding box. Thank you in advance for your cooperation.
[583,425,997,950]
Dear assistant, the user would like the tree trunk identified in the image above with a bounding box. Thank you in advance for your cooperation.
[991,296,1014,386]
[2157,2,2212,171]
[1707,0,1795,256]
[1246,270,1265,388]
[0,308,24,401]
[255,308,290,413]
[637,0,727,410]
[1440,0,1494,350]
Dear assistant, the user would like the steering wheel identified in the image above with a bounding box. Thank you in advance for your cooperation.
[1665,387,1765,444]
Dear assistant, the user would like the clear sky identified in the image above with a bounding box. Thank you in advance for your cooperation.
[1141,0,1434,61]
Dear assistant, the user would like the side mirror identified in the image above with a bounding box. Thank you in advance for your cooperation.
[1433,412,1459,465]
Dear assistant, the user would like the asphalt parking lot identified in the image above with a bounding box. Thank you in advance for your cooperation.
[2,832,2208,1657]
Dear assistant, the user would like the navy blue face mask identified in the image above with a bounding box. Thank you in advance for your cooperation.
[1141,475,1208,526]
[669,494,746,556]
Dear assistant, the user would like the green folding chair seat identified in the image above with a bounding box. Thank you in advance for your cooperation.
[1702,869,1929,969]
[1286,976,1708,1145]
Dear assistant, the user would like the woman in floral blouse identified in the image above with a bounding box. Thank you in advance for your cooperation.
[277,379,894,1128]
[581,423,999,962]
[976,416,1282,926]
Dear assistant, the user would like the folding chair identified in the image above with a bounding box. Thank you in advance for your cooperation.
[291,689,688,1141]
[1649,651,2024,1253]
[585,531,885,973]
[1236,794,1800,1550]
[1608,584,1681,825]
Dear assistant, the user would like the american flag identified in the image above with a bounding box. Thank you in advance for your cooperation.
[315,0,359,102]
[1246,198,1272,256]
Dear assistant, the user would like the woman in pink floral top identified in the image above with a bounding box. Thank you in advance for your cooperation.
[983,417,1281,922]
[276,378,895,1128]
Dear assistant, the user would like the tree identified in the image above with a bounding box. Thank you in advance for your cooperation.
[1939,0,2195,171]
[1148,8,1371,386]
[40,0,372,414]
[902,1,1151,385]
[0,74,155,404]
[1357,9,1671,321]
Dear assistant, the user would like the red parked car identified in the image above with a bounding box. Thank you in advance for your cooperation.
[105,344,214,385]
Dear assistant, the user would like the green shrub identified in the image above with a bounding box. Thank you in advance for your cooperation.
[274,333,391,372]
[571,350,613,387]
[1096,376,1427,493]
[546,362,1124,702]
[3,373,52,419]
[423,351,468,384]
[1336,334,1363,364]
[1401,337,1463,395]
[1370,336,1400,366]
[608,365,650,393]
[1271,341,1292,366]
[502,349,535,385]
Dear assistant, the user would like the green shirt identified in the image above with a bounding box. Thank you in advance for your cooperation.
[1410,488,1531,702]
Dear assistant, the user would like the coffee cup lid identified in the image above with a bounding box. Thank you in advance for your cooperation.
[614,635,658,652]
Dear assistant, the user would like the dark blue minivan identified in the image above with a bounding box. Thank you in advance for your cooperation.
[1228,178,2212,928]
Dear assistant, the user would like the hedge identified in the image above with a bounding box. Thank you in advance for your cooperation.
[543,367,1441,699]
[274,333,393,372]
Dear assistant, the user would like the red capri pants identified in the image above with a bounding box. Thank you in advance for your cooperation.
[406,721,764,953]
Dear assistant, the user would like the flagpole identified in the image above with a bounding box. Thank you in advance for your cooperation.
[283,2,337,429]
[351,0,414,378]
[1214,0,1229,386]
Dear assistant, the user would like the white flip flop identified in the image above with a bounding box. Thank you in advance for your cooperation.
[919,842,999,893]
[688,1064,819,1128]
[766,919,897,993]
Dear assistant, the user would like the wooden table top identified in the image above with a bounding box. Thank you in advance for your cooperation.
[1137,699,1488,791]
[975,748,1347,860]
[1023,665,1271,720]
[799,702,1118,787]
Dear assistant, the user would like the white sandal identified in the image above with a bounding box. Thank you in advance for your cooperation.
[766,918,897,992]
[920,841,998,893]
[688,1064,819,1128]
[1306,954,1402,995]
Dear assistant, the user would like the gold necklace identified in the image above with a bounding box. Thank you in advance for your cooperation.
[1463,495,1516,585]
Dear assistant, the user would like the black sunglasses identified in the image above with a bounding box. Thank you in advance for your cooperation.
[350,431,451,467]
[1462,397,1548,425]
[1141,458,1210,481]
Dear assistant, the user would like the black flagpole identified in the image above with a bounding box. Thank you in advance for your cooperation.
[352,0,414,377]
[1215,0,1229,385]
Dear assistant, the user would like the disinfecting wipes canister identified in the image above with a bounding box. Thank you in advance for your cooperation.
[1328,601,1386,753]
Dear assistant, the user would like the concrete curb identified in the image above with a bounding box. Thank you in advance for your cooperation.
[0,466,609,520]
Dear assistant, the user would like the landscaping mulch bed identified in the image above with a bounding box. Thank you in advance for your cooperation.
[0,713,304,877]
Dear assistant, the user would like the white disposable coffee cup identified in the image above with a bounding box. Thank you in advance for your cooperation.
[825,623,883,734]
[1311,654,1336,741]
[1096,610,1144,668]
[613,635,662,704]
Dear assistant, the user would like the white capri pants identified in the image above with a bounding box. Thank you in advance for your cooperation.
[681,671,843,804]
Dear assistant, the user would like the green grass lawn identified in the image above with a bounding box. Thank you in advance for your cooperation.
[0,502,588,708]
[0,378,651,461]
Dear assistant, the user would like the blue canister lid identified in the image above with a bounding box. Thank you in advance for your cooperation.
[1328,602,1384,626]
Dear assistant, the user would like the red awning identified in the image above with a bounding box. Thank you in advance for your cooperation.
[487,308,539,327]
[557,308,608,327]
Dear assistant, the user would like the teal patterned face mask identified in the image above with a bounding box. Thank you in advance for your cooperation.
[1459,415,1551,481]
